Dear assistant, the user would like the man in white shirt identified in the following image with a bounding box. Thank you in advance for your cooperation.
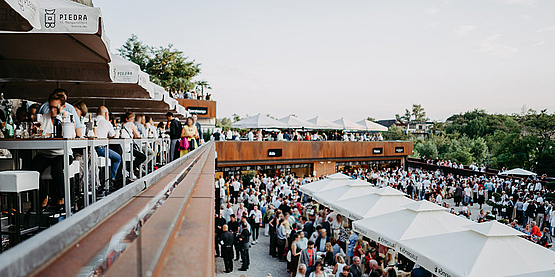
[247,130,254,141]
[95,106,121,181]
[32,91,75,208]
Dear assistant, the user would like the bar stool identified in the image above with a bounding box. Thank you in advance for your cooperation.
[0,171,40,252]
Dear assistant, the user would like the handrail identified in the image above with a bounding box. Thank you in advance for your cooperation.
[0,143,209,277]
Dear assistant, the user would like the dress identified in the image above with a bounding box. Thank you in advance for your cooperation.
[180,125,198,156]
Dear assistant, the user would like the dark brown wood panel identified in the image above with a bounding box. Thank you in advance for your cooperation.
[216,141,413,166]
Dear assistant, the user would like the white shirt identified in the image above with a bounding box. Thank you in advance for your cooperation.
[38,113,72,157]
[232,181,241,192]
[95,115,115,138]
[249,209,263,224]
[248,132,254,141]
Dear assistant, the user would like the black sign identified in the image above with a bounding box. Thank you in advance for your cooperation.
[186,106,208,115]
[268,149,282,157]
[372,147,383,154]
[395,147,404,153]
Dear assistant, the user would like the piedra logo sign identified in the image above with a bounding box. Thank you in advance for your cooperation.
[44,8,89,29]
[44,9,55,28]
[434,266,452,277]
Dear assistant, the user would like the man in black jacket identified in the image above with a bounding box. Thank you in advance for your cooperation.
[215,213,226,257]
[165,112,182,161]
[227,214,240,260]
[238,222,251,271]
[350,256,362,277]
[220,225,235,273]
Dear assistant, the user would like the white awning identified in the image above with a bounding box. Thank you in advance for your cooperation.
[0,0,112,82]
[400,221,555,277]
[332,117,366,131]
[278,115,316,129]
[231,114,288,129]
[306,116,342,130]
[353,200,470,250]
[1,0,41,30]
[499,168,537,176]
[312,181,378,207]
[356,119,388,132]
[332,189,415,220]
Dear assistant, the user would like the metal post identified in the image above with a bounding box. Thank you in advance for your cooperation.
[63,142,71,217]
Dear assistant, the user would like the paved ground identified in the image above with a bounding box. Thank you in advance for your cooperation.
[215,231,289,277]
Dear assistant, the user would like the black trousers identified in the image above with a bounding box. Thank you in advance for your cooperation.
[222,246,233,272]
[269,233,277,256]
[252,224,260,241]
[234,239,241,259]
[32,154,72,203]
[240,247,250,269]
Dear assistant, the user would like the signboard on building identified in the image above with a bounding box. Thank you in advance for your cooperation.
[395,147,404,153]
[372,147,383,154]
[187,106,208,115]
[268,149,283,157]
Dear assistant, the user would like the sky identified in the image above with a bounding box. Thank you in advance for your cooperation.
[94,0,555,121]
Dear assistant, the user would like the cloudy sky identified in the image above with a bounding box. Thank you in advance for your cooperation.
[95,0,555,121]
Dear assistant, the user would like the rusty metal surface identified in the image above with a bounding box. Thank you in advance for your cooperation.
[104,144,216,277]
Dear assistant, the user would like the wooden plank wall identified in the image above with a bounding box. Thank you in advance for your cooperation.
[216,141,413,165]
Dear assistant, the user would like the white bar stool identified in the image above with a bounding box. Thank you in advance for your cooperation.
[0,171,40,251]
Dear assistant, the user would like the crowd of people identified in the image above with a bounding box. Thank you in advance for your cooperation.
[215,165,555,276]
[1,88,204,214]
[211,129,384,142]
[170,90,212,101]
[424,158,487,173]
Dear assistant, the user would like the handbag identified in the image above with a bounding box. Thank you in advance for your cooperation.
[179,138,189,151]
[286,250,292,262]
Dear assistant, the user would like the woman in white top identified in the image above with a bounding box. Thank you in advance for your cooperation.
[333,255,346,277]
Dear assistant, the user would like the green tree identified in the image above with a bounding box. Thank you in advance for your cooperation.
[412,104,427,121]
[415,140,439,159]
[195,80,212,96]
[118,35,203,95]
[384,125,409,140]
[117,34,150,70]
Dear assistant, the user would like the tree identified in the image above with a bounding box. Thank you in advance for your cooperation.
[232,114,242,122]
[412,104,427,121]
[195,80,212,96]
[118,35,203,95]
[415,140,439,159]
[118,34,150,70]
[384,125,409,141]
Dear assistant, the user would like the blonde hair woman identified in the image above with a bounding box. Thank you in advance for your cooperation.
[332,254,346,277]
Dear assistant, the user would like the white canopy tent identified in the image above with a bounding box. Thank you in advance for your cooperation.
[332,187,415,220]
[0,0,112,82]
[278,115,316,129]
[352,200,472,250]
[0,0,41,30]
[400,221,555,277]
[299,173,352,196]
[312,180,377,207]
[499,168,537,176]
[306,116,342,130]
[231,114,288,129]
[332,117,366,131]
[356,119,388,132]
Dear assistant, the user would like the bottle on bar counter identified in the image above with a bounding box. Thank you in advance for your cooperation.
[4,108,15,138]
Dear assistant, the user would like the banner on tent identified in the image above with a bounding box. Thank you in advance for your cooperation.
[376,236,397,249]
[38,4,101,33]
[398,246,419,262]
